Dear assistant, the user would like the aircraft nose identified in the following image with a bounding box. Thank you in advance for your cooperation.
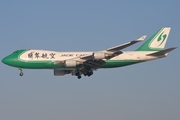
[2,56,12,65]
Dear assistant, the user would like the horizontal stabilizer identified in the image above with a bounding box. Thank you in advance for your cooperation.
[147,47,177,56]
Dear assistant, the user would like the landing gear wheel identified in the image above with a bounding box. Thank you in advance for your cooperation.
[78,76,81,79]
[20,72,23,76]
[87,71,93,77]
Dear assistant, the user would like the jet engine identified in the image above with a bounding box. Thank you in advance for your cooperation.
[93,52,108,59]
[54,70,71,76]
[64,60,80,67]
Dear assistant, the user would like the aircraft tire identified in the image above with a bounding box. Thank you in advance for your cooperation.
[20,72,23,76]
[78,76,81,79]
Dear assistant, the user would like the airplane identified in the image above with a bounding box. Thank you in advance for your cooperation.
[2,27,177,79]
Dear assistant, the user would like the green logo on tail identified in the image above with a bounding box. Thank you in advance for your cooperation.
[158,32,167,46]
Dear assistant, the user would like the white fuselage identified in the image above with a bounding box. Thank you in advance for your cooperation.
[19,50,165,62]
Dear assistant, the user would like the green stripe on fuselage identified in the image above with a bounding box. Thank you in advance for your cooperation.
[12,60,144,69]
[102,60,144,68]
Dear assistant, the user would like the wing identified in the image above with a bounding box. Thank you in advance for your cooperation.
[80,35,146,60]
[106,35,146,51]
[54,35,146,71]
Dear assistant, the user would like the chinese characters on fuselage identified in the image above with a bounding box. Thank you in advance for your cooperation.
[28,52,56,59]
[28,52,89,59]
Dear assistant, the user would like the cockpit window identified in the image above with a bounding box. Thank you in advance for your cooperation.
[12,49,27,54]
[13,51,19,54]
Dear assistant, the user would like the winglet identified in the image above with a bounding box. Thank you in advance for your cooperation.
[137,35,147,41]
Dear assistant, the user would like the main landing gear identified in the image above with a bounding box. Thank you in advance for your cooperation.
[75,70,93,79]
[77,75,81,79]
[87,70,93,77]
[19,68,24,76]
[75,72,82,79]
[83,70,93,77]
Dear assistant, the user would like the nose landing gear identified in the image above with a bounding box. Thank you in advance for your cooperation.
[19,68,24,76]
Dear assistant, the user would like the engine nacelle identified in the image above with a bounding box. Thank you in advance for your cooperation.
[93,52,108,59]
[54,70,70,76]
[64,60,80,67]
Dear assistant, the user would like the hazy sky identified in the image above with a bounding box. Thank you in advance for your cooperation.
[0,0,180,120]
